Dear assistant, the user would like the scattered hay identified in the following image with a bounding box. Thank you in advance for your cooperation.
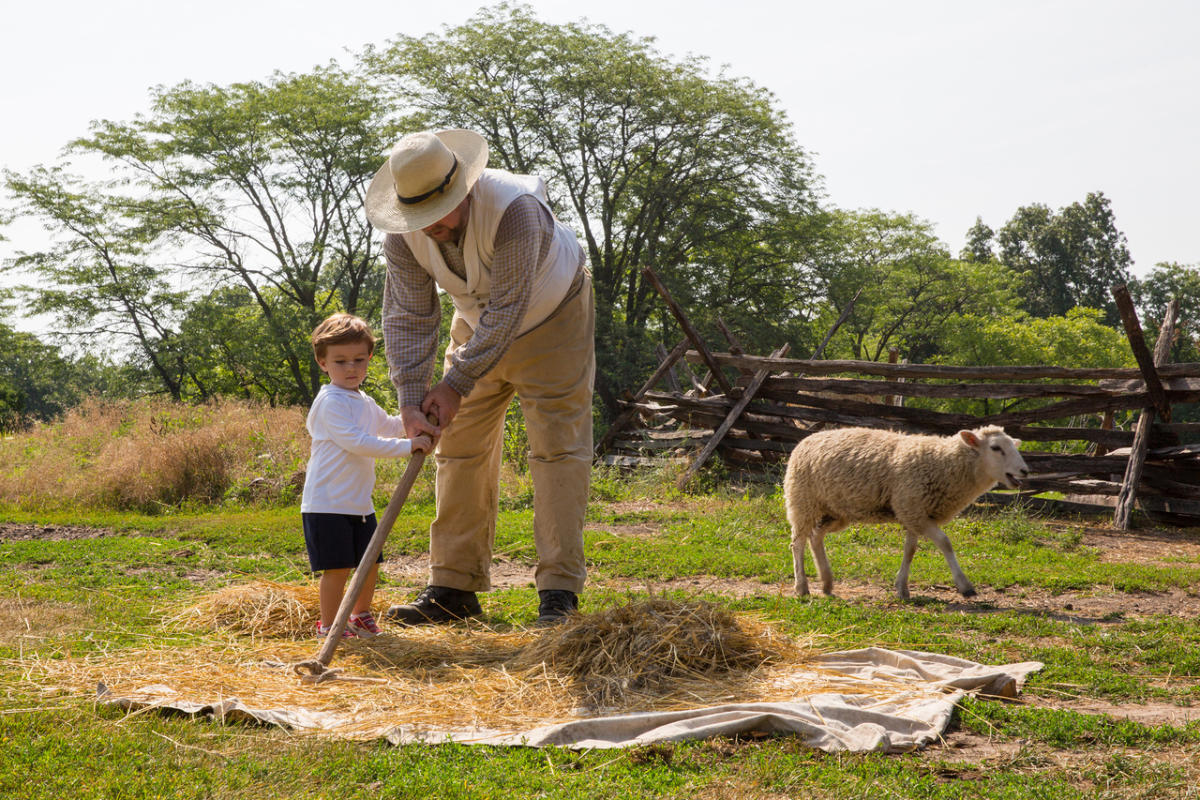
[11,581,879,741]
[0,598,83,646]
[515,599,803,710]
[179,580,319,640]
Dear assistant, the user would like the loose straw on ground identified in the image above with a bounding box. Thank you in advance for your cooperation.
[7,581,915,741]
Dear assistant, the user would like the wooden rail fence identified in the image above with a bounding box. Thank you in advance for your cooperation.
[597,274,1200,528]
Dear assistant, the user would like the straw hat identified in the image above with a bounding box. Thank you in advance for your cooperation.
[365,129,489,234]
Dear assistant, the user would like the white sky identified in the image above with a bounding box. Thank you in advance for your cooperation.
[2,0,1198,332]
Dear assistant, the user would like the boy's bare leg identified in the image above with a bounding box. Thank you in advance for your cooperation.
[318,565,380,626]
[318,568,351,627]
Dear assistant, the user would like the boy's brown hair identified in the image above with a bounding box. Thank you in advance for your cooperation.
[310,313,376,360]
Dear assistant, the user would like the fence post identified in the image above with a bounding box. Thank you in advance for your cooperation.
[642,267,734,396]
[1111,290,1180,529]
[677,344,790,488]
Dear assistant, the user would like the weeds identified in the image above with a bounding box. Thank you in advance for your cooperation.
[0,398,309,512]
[0,397,612,515]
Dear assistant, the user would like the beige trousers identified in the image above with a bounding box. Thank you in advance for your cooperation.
[429,276,595,593]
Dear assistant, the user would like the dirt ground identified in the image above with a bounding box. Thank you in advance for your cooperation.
[379,516,1200,618]
[0,522,117,542]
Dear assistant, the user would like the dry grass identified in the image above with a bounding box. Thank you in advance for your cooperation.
[8,582,886,741]
[0,397,309,511]
[0,598,84,647]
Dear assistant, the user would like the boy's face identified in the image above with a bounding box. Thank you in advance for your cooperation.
[317,341,372,391]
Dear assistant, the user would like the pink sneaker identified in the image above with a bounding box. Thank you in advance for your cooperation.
[315,622,356,640]
[348,611,382,638]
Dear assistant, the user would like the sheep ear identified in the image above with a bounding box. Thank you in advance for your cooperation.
[958,430,981,448]
[1013,439,1023,448]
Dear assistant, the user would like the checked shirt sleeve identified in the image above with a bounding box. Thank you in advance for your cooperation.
[381,233,442,409]
[440,194,550,398]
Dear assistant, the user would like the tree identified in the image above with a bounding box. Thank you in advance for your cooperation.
[1131,261,1200,365]
[805,210,1018,363]
[174,285,307,404]
[3,167,197,399]
[7,64,395,405]
[932,307,1134,418]
[0,319,122,430]
[942,307,1133,370]
[364,4,823,411]
[960,217,995,263]
[995,191,1133,325]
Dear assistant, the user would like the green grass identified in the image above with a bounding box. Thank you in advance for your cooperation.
[3,482,1200,799]
[958,700,1200,749]
[4,708,1196,800]
[582,495,1200,596]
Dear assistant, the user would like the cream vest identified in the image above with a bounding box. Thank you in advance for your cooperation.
[400,169,584,334]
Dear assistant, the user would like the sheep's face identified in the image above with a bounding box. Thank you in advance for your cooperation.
[960,428,1029,489]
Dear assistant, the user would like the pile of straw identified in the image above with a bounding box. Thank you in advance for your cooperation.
[516,599,799,710]
[182,584,801,707]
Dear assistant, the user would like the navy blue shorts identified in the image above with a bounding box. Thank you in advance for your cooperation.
[302,512,382,572]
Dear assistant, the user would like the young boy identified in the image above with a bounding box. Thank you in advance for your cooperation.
[301,313,433,639]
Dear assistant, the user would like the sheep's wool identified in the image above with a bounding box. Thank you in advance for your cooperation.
[783,426,1027,598]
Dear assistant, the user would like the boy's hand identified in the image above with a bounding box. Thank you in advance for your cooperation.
[411,434,434,455]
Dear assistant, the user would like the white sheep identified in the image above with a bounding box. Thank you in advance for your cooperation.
[783,425,1029,599]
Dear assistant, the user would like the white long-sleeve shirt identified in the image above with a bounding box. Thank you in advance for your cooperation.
[301,384,414,515]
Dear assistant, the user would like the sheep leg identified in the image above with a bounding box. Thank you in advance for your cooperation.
[894,530,920,600]
[790,526,810,596]
[809,528,835,596]
[922,522,976,598]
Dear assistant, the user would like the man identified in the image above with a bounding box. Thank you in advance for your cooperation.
[365,129,594,626]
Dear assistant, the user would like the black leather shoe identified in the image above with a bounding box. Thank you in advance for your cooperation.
[536,589,579,626]
[384,585,482,625]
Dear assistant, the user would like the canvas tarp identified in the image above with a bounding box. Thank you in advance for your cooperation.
[99,647,1042,753]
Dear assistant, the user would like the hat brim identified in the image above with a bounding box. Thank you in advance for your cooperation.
[365,129,489,234]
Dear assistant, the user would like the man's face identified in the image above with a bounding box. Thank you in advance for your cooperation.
[422,196,470,243]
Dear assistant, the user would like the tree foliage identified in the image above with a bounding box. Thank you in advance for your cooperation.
[961,217,995,263]
[940,307,1134,370]
[929,307,1136,419]
[805,210,1018,363]
[995,191,1132,325]
[0,319,121,431]
[1131,261,1200,365]
[7,65,394,405]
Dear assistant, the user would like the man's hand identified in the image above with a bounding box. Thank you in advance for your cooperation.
[400,406,440,441]
[421,380,463,429]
